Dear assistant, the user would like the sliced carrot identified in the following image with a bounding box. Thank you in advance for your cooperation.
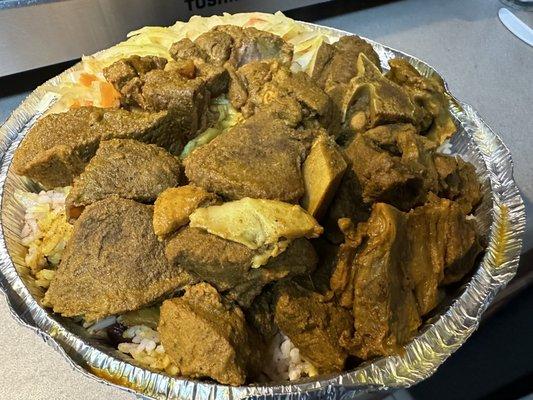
[79,73,98,87]
[70,100,81,108]
[99,82,120,108]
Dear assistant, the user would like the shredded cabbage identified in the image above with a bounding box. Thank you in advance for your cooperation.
[180,95,243,158]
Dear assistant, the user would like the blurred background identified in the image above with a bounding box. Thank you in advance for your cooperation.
[0,1,532,399]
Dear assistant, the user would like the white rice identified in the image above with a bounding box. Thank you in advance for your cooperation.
[117,325,179,375]
[16,187,72,286]
[266,332,318,381]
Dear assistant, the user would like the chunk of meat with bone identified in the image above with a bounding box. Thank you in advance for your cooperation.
[12,106,183,189]
[387,58,456,144]
[193,25,293,68]
[330,200,482,358]
[229,60,333,129]
[44,197,195,322]
[340,54,425,136]
[165,227,317,307]
[159,283,260,386]
[309,36,381,137]
[152,185,218,239]
[310,35,381,91]
[184,113,315,203]
[274,282,353,373]
[66,139,182,219]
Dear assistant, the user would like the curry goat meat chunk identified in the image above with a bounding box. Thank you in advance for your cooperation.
[103,55,213,142]
[184,112,315,203]
[226,60,333,129]
[12,106,183,189]
[45,197,194,322]
[330,198,482,359]
[274,281,353,373]
[159,282,261,386]
[165,227,317,307]
[66,139,182,219]
[326,123,481,234]
[170,25,293,68]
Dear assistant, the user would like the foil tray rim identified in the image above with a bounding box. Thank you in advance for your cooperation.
[0,19,526,400]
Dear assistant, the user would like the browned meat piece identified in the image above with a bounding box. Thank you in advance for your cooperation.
[331,204,422,359]
[169,38,208,62]
[194,25,293,68]
[226,64,248,109]
[309,238,340,294]
[245,289,277,341]
[229,60,333,129]
[152,185,218,238]
[140,70,210,138]
[331,200,482,358]
[274,282,353,373]
[194,29,234,66]
[194,62,229,97]
[66,139,181,218]
[434,154,482,214]
[12,106,183,189]
[44,197,195,322]
[159,283,260,386]
[164,59,228,99]
[344,123,439,211]
[165,227,317,307]
[408,196,483,308]
[324,167,370,244]
[332,123,481,220]
[387,58,456,144]
[103,55,167,108]
[340,54,425,137]
[104,56,212,140]
[311,35,381,91]
[309,36,381,137]
[184,113,315,203]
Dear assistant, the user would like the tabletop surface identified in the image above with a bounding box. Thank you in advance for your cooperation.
[0,0,532,399]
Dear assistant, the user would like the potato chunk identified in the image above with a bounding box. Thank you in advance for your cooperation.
[153,185,217,238]
[301,134,347,219]
[189,197,323,267]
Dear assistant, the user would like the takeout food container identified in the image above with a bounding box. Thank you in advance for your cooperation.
[0,20,526,399]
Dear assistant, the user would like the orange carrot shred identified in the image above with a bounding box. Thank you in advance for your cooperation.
[99,82,120,108]
[79,73,98,87]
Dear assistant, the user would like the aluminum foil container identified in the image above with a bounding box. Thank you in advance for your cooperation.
[0,21,526,399]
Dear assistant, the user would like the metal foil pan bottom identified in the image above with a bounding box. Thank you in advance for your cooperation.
[0,19,526,400]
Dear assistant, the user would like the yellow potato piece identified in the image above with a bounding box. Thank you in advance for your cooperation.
[189,198,323,267]
[153,185,217,238]
[301,134,347,219]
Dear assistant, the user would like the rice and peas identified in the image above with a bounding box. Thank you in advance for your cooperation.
[16,12,328,381]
